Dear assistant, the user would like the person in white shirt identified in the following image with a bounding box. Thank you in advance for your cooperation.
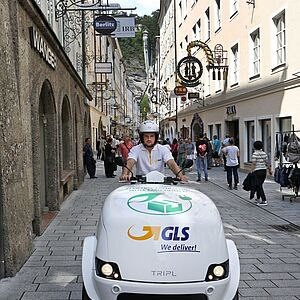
[222,138,240,190]
[120,120,188,181]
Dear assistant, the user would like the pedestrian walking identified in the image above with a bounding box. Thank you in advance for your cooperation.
[212,135,221,166]
[185,138,195,171]
[96,136,101,159]
[118,134,133,166]
[204,135,213,169]
[170,138,179,163]
[250,140,272,206]
[177,138,187,168]
[222,135,231,171]
[196,134,209,182]
[104,137,116,178]
[83,137,97,178]
[222,138,239,189]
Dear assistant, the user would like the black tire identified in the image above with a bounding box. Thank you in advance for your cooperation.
[232,290,239,300]
[82,283,92,300]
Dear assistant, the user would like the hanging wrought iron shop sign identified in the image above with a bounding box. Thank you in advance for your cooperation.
[177,56,203,87]
[93,15,117,35]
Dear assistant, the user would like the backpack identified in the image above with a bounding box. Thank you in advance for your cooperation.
[198,143,207,155]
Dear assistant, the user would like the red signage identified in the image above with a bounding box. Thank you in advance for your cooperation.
[174,85,187,96]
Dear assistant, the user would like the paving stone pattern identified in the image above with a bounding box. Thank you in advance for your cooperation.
[0,162,299,299]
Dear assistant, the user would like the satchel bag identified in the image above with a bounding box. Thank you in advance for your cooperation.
[242,173,254,191]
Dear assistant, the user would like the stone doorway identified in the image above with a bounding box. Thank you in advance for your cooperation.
[33,80,58,235]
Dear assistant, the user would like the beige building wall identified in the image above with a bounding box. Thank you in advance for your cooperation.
[161,0,300,169]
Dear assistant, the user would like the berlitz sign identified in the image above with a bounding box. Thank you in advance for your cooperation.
[94,15,117,35]
[29,27,57,70]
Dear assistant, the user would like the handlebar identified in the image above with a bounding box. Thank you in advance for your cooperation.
[129,175,181,185]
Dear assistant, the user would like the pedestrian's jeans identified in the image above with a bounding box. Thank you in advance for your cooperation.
[227,165,239,187]
[253,169,267,202]
[196,156,208,180]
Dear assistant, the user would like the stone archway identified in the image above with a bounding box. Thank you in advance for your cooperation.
[61,96,72,170]
[74,96,83,187]
[33,79,58,235]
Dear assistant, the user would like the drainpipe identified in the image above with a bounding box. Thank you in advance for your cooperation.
[173,0,178,137]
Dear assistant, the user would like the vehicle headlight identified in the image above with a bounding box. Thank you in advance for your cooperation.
[96,258,122,280]
[205,260,229,281]
[101,263,113,276]
[213,265,225,277]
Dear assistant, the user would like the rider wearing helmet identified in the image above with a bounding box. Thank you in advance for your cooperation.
[120,120,188,181]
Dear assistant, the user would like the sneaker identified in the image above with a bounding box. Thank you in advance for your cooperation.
[205,178,208,181]
[228,186,232,190]
[257,201,268,206]
[233,185,238,190]
[196,178,201,182]
[254,199,259,203]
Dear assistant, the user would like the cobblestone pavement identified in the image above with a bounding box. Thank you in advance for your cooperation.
[0,161,300,300]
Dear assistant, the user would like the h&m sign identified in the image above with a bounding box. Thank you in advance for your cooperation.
[29,27,57,70]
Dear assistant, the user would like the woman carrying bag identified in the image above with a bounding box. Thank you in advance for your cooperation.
[250,140,272,206]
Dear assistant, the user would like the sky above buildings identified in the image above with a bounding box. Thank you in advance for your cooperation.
[114,0,160,16]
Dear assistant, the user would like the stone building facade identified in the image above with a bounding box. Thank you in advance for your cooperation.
[0,0,92,278]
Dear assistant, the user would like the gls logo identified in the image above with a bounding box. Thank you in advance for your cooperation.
[127,225,190,241]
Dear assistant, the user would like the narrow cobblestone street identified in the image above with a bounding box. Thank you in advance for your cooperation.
[0,161,300,300]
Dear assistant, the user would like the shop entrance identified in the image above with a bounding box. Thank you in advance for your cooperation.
[225,120,239,147]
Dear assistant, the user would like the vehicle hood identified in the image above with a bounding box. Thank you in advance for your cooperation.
[96,184,228,283]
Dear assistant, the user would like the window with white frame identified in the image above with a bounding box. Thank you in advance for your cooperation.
[192,24,197,40]
[205,67,211,96]
[261,119,272,163]
[208,125,213,140]
[196,19,201,40]
[179,1,183,20]
[230,0,238,17]
[205,8,211,40]
[246,121,255,162]
[215,124,221,139]
[215,0,221,31]
[47,0,54,27]
[250,29,260,77]
[231,44,239,85]
[184,0,188,17]
[180,42,183,60]
[273,11,286,66]
[185,35,188,53]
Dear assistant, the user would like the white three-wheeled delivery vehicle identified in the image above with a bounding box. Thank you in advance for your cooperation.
[82,159,240,300]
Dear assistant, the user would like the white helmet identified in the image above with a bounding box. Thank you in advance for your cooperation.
[139,120,159,133]
[139,120,159,147]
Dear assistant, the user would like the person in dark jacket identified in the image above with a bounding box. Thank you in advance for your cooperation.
[83,137,97,178]
[195,134,209,182]
[104,137,116,178]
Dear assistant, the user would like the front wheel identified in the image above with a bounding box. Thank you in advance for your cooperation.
[232,290,239,300]
[82,283,92,300]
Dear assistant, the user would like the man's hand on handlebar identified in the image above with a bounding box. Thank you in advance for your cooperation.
[178,174,188,182]
[119,173,132,181]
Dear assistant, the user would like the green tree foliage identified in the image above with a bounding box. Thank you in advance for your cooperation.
[139,94,150,120]
[118,10,160,68]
